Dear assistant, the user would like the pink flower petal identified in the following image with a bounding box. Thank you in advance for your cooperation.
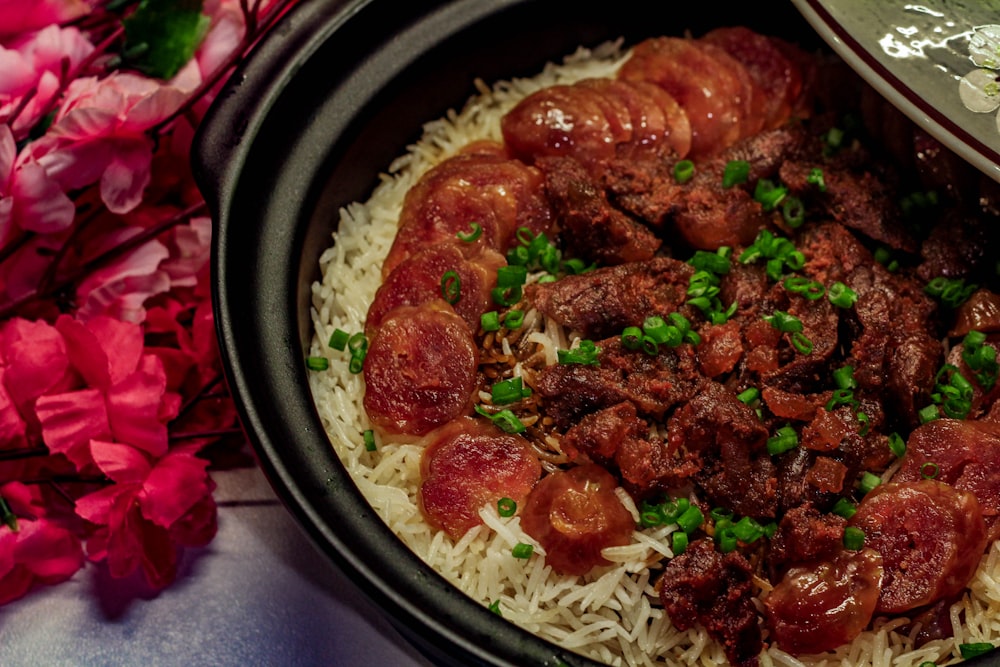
[13,518,84,581]
[138,451,212,528]
[0,317,71,409]
[0,0,90,37]
[106,358,169,458]
[35,388,110,470]
[0,367,28,450]
[74,482,134,526]
[9,157,76,233]
[100,139,153,214]
[90,439,152,484]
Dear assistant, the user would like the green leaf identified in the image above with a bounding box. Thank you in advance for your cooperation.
[122,0,210,80]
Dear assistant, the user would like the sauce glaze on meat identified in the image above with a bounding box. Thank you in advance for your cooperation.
[356,24,1000,666]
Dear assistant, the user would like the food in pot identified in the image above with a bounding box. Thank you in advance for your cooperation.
[309,24,1000,667]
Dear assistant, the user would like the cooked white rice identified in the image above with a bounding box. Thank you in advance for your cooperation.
[308,40,1000,666]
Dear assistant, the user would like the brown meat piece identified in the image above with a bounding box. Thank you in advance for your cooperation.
[536,337,704,428]
[538,156,661,265]
[768,502,846,573]
[668,382,776,518]
[524,256,693,339]
[560,401,647,465]
[658,539,762,667]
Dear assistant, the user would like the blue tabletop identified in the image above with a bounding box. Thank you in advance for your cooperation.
[0,464,434,666]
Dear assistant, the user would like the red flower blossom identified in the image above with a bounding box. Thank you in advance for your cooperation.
[0,514,84,605]
[75,441,216,588]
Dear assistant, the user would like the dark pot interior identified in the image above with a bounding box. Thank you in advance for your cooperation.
[192,1,1000,665]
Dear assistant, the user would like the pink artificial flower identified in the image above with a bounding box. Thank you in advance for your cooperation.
[0,25,95,134]
[0,317,75,441]
[0,0,91,38]
[0,123,76,248]
[33,315,172,470]
[75,442,217,588]
[0,516,84,605]
[74,229,172,323]
[24,72,191,215]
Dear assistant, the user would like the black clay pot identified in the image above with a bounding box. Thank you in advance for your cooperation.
[190,1,999,665]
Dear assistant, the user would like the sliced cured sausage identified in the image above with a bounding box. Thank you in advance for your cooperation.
[520,463,634,575]
[365,242,505,334]
[419,417,542,539]
[701,27,803,131]
[765,548,883,656]
[849,479,987,614]
[382,147,553,277]
[896,418,1000,540]
[619,37,751,156]
[363,302,479,437]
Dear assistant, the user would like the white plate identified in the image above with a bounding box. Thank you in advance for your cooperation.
[793,0,1000,182]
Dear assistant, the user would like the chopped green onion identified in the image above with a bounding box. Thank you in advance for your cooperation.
[722,160,751,188]
[475,405,527,434]
[718,529,738,553]
[737,387,760,405]
[491,377,530,405]
[925,276,977,308]
[856,411,870,435]
[784,276,825,300]
[764,310,803,334]
[512,542,534,559]
[753,178,788,211]
[348,333,368,374]
[363,429,376,452]
[828,281,858,308]
[888,432,906,458]
[962,330,998,390]
[767,424,799,455]
[832,497,857,519]
[491,285,523,307]
[825,388,858,411]
[496,265,528,288]
[960,643,995,659]
[824,126,844,151]
[504,310,525,329]
[921,462,940,479]
[843,526,865,550]
[781,196,805,227]
[807,167,827,192]
[441,270,461,304]
[671,531,689,555]
[674,159,695,184]
[832,365,857,390]
[456,221,483,242]
[328,328,350,351]
[562,257,591,275]
[858,471,881,494]
[481,311,500,332]
[689,250,731,275]
[676,504,705,534]
[497,497,517,518]
[306,356,329,371]
[558,340,600,365]
[918,404,940,423]
[791,331,814,355]
[732,516,765,543]
[622,326,643,350]
[488,600,502,616]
